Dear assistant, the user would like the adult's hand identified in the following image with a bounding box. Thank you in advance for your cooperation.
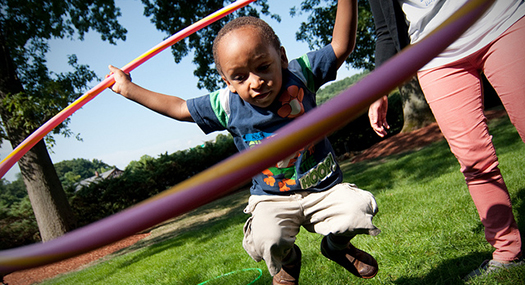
[368,95,390,137]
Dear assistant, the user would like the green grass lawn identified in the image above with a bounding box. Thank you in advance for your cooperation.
[42,115,525,285]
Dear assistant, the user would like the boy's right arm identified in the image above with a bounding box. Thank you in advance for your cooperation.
[108,65,194,122]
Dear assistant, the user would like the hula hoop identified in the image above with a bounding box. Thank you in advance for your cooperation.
[0,0,256,179]
[0,0,495,276]
[197,268,263,285]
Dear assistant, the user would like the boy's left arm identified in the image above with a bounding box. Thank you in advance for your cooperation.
[331,0,358,68]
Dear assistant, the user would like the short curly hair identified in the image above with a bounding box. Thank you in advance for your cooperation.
[213,16,281,76]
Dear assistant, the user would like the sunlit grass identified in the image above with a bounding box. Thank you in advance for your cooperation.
[41,115,524,284]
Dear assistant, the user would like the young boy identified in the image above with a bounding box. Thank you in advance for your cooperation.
[109,1,380,283]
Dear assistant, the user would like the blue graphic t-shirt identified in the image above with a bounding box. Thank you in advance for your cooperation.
[187,44,343,195]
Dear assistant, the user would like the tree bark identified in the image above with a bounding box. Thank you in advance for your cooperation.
[17,140,77,241]
[0,33,76,242]
[399,76,435,133]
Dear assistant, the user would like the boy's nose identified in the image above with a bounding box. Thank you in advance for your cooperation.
[249,74,264,89]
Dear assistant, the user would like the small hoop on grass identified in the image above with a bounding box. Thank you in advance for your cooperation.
[197,268,263,285]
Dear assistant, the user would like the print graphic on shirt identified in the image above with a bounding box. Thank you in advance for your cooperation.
[243,84,334,192]
[262,145,313,192]
[299,152,337,189]
[277,85,305,118]
[244,132,274,147]
[243,130,311,192]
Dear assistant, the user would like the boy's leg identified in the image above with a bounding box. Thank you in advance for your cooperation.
[417,53,522,262]
[242,195,303,278]
[272,244,302,285]
[302,183,380,278]
[320,234,379,279]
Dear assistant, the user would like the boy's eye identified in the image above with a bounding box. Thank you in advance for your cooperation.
[258,64,270,72]
[233,74,246,82]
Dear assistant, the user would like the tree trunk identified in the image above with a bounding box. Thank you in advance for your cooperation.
[0,33,76,242]
[399,76,435,133]
[17,140,77,241]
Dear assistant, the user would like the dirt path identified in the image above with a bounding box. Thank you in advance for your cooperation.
[2,109,507,285]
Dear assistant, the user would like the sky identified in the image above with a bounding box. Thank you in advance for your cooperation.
[0,0,360,182]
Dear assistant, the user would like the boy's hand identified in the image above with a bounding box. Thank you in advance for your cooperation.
[368,96,390,137]
[107,65,132,96]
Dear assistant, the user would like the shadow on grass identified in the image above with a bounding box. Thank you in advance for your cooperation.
[392,252,522,285]
[342,115,523,195]
[514,187,525,255]
[341,138,458,193]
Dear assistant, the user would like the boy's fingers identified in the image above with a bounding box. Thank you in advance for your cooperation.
[106,65,116,79]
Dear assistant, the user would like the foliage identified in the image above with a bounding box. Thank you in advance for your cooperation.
[40,115,525,285]
[0,134,237,249]
[0,0,127,145]
[316,71,369,105]
[54,158,113,191]
[292,0,376,70]
[0,177,37,249]
[0,177,26,206]
[140,0,279,91]
[139,1,376,91]
[69,133,238,227]
[0,197,39,250]
[0,0,130,241]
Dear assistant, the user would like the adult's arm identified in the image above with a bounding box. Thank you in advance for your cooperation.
[368,0,408,137]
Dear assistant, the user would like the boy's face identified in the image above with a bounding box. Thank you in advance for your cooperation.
[217,26,288,108]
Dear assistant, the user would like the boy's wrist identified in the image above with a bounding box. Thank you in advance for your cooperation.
[119,81,135,99]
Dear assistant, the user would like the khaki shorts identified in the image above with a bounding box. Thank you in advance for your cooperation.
[242,183,380,275]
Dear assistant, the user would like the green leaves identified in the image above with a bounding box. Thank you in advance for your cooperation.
[294,0,376,70]
[0,0,127,145]
[140,0,277,92]
[1,0,127,46]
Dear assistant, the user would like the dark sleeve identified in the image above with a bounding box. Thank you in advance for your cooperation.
[369,0,410,67]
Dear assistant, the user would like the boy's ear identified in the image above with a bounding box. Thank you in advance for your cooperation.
[222,76,237,93]
[280,46,289,69]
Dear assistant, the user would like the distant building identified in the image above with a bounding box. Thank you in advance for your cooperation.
[75,168,123,192]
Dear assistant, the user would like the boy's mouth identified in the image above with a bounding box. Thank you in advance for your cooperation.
[253,91,271,101]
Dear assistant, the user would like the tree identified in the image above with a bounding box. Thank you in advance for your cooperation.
[293,0,434,133]
[141,0,432,132]
[292,0,376,70]
[0,0,126,241]
[140,0,278,92]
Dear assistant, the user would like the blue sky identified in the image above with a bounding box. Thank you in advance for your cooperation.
[0,0,360,181]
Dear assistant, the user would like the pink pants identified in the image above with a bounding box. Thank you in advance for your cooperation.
[417,16,525,261]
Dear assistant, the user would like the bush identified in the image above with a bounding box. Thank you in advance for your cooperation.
[70,134,238,227]
[0,197,40,250]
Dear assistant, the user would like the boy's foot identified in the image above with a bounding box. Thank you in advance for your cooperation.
[273,245,302,285]
[463,258,524,281]
[320,236,378,279]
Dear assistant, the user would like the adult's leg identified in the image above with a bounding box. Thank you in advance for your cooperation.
[418,61,521,261]
[476,15,525,261]
[482,16,525,143]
